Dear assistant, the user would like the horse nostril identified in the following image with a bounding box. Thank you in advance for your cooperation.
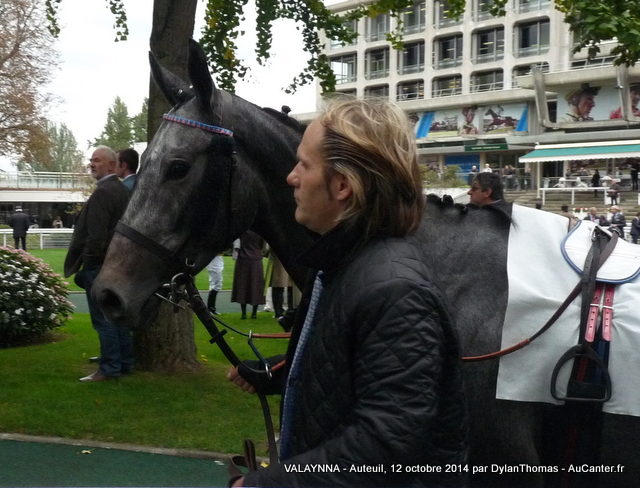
[96,288,125,321]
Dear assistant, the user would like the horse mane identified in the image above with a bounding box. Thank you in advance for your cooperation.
[261,107,307,134]
[425,193,513,224]
[425,193,468,214]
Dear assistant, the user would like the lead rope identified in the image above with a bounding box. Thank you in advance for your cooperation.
[182,278,280,467]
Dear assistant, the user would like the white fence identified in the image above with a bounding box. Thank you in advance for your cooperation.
[0,228,74,249]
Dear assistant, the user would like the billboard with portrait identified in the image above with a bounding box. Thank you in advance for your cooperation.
[556,83,640,122]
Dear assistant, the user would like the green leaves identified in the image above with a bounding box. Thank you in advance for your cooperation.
[555,0,640,66]
[0,247,73,348]
[42,0,640,96]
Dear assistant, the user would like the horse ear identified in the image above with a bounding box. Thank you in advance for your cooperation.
[149,51,193,107]
[187,39,214,112]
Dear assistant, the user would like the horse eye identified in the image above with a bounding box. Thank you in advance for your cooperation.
[166,161,190,180]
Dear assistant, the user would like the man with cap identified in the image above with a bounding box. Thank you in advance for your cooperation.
[562,83,600,122]
[8,207,31,251]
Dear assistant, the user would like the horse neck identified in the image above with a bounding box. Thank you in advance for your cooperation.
[232,100,313,289]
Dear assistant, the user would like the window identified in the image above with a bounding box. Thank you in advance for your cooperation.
[365,85,389,99]
[365,48,390,80]
[512,62,549,87]
[471,70,503,92]
[433,1,461,29]
[475,0,496,20]
[432,76,462,97]
[434,35,463,69]
[403,2,426,34]
[329,19,358,49]
[516,19,550,57]
[399,41,425,75]
[475,27,504,63]
[334,89,357,98]
[571,56,615,69]
[397,80,425,101]
[330,54,357,84]
[516,0,551,14]
[366,13,390,42]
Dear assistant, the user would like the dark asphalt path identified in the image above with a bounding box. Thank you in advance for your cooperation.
[68,290,239,314]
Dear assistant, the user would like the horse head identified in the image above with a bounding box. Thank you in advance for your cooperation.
[92,39,311,328]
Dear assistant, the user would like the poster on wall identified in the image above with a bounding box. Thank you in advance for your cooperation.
[409,103,528,139]
[556,83,640,122]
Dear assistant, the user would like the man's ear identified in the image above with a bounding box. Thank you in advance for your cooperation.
[333,172,352,202]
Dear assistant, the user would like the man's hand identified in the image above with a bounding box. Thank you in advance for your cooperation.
[227,366,256,394]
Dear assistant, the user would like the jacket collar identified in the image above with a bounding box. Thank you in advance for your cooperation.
[297,218,369,275]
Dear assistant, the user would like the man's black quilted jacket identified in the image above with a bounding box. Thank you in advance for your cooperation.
[242,222,468,487]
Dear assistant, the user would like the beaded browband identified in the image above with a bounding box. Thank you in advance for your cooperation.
[162,113,233,137]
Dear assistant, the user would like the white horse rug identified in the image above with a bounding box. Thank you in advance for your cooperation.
[496,204,640,417]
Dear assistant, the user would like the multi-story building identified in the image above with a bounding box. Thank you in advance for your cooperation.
[300,0,640,194]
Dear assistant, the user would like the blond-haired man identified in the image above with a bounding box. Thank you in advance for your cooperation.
[228,99,467,487]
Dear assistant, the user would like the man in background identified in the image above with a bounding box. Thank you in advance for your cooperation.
[115,148,139,191]
[64,146,132,382]
[8,206,30,251]
[468,172,504,207]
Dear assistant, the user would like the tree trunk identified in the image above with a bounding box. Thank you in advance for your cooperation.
[134,0,200,373]
[133,301,200,373]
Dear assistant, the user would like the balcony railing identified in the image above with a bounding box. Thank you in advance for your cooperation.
[404,23,426,35]
[366,68,389,80]
[433,86,462,97]
[434,17,461,29]
[475,51,505,64]
[399,63,425,75]
[435,58,463,69]
[396,90,425,101]
[471,81,504,92]
[515,0,551,14]
[0,172,92,190]
[516,45,550,58]
[335,73,357,84]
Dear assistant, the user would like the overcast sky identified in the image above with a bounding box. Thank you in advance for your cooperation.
[1,0,317,170]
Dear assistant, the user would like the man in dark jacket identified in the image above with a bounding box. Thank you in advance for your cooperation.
[228,99,468,487]
[64,146,131,382]
[115,147,138,191]
[8,207,31,250]
[609,205,627,237]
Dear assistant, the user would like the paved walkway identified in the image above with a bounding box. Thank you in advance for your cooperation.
[69,291,239,315]
[0,434,231,487]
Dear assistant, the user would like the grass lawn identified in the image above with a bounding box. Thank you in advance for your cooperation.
[0,313,288,455]
[29,249,237,292]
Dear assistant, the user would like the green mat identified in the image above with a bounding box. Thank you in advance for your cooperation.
[0,439,230,487]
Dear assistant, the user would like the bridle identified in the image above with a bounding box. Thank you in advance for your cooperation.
[116,90,238,275]
[114,91,280,466]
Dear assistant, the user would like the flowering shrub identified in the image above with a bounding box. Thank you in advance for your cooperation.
[0,247,74,347]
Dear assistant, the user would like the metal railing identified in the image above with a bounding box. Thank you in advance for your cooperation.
[0,172,92,190]
[515,0,551,14]
[0,228,74,249]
